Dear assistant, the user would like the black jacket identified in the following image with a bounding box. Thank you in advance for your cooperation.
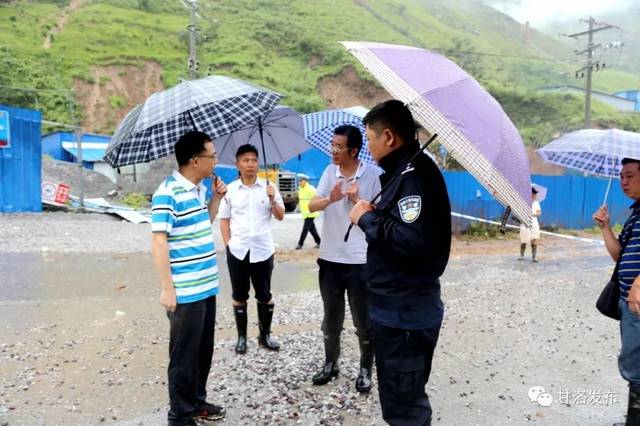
[358,142,451,328]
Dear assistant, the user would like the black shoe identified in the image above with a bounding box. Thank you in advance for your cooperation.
[233,305,247,354]
[295,244,302,250]
[355,367,372,393]
[194,402,226,421]
[314,243,320,248]
[257,303,280,351]
[168,420,197,426]
[312,361,339,385]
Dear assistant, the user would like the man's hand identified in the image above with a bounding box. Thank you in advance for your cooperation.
[213,176,227,199]
[266,182,276,201]
[593,205,611,229]
[350,199,374,224]
[329,182,345,203]
[346,182,359,203]
[160,286,177,313]
[628,277,640,315]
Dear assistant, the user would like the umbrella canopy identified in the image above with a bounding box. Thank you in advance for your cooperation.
[303,109,376,166]
[536,128,640,177]
[342,41,532,226]
[214,106,309,166]
[103,75,282,167]
[532,183,547,203]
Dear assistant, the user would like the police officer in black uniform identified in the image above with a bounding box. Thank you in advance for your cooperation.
[349,100,451,426]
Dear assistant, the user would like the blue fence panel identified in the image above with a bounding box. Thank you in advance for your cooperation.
[443,170,631,230]
[0,105,42,212]
[281,148,330,187]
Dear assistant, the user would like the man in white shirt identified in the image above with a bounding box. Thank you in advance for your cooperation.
[308,125,381,393]
[219,144,285,354]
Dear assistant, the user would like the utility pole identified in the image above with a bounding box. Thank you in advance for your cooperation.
[564,17,622,129]
[185,0,199,79]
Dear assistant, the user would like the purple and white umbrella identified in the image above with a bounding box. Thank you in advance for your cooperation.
[342,41,532,226]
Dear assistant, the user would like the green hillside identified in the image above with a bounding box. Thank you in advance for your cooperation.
[0,0,639,144]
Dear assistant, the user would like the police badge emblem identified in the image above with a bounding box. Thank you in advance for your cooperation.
[398,196,422,223]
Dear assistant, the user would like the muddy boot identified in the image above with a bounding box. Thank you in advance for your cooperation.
[313,334,340,385]
[519,243,526,260]
[257,302,280,351]
[531,244,539,263]
[233,305,247,354]
[355,338,373,393]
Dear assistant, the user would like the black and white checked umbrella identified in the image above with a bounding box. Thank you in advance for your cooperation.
[103,76,283,167]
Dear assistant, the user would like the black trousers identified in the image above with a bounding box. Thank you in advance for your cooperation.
[298,217,321,246]
[167,296,216,426]
[373,321,441,426]
[318,259,372,356]
[226,248,273,303]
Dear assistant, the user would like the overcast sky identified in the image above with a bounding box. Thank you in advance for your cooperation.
[488,0,634,25]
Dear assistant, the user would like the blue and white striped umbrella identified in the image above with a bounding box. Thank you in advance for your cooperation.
[303,109,376,166]
[104,75,282,167]
[537,129,640,177]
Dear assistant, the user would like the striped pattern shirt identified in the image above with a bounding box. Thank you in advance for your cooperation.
[151,170,219,304]
[617,201,640,300]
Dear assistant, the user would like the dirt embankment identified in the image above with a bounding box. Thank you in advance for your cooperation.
[317,65,390,109]
[73,62,164,134]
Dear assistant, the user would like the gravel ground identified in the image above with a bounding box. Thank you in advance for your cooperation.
[0,212,629,426]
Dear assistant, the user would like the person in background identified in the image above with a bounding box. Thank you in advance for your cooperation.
[296,173,321,250]
[519,187,542,262]
[593,157,640,426]
[151,130,227,425]
[219,144,285,354]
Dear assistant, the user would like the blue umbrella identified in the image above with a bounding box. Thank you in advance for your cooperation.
[303,109,377,166]
[537,128,640,203]
[214,105,310,168]
[104,75,282,167]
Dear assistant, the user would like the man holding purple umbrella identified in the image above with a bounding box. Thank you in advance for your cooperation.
[350,100,451,425]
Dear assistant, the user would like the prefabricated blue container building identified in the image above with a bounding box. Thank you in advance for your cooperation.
[0,104,42,212]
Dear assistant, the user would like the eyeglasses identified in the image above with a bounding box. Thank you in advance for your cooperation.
[330,145,350,154]
[196,153,217,161]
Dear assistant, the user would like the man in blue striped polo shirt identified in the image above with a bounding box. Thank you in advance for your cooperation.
[593,157,640,426]
[151,131,227,426]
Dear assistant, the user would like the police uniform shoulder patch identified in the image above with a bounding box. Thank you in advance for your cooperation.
[398,195,421,223]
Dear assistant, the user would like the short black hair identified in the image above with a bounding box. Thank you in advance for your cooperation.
[236,143,259,159]
[174,131,212,166]
[532,187,538,194]
[621,158,640,170]
[363,100,416,145]
[334,125,363,156]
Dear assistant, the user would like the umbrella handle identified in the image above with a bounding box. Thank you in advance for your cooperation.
[499,206,511,235]
[602,175,613,206]
[258,116,269,184]
[343,134,438,242]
